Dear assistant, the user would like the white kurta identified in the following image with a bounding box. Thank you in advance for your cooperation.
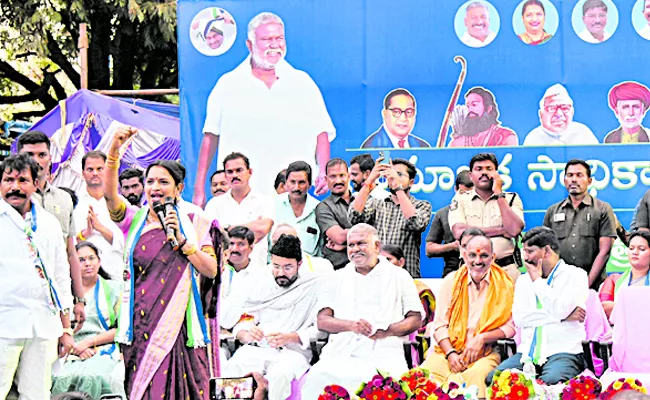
[523,122,598,146]
[301,259,424,398]
[223,269,322,400]
[203,56,336,197]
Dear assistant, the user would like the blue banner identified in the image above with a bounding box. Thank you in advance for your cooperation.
[178,0,650,277]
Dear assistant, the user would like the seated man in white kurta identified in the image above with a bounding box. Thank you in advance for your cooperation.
[301,223,424,398]
[222,234,322,400]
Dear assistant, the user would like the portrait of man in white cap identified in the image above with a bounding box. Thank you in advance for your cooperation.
[523,83,598,146]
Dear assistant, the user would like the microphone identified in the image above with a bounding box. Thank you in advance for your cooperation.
[152,200,179,248]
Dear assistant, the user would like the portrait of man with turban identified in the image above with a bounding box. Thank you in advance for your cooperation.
[604,81,650,144]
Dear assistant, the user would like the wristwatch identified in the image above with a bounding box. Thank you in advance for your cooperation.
[495,193,506,199]
[395,185,405,192]
[74,296,86,305]
[62,328,74,336]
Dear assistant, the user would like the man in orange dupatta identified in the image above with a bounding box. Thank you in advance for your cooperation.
[421,233,515,398]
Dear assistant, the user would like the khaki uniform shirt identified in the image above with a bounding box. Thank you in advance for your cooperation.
[32,181,75,242]
[447,189,524,259]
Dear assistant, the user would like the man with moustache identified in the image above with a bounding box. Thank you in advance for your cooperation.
[271,224,333,273]
[487,227,589,386]
[0,154,74,399]
[461,1,497,48]
[448,87,518,147]
[17,131,86,329]
[360,88,430,148]
[220,226,265,330]
[578,0,613,44]
[543,159,617,289]
[604,81,650,143]
[301,224,423,399]
[194,12,336,204]
[638,0,650,40]
[523,84,598,146]
[448,153,525,282]
[221,235,322,400]
[73,151,124,279]
[349,154,389,200]
[421,233,515,398]
[119,168,145,207]
[316,158,353,270]
[204,152,274,265]
[210,169,229,197]
[274,161,322,256]
[349,158,432,278]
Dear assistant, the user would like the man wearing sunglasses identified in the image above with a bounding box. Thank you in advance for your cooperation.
[361,88,431,149]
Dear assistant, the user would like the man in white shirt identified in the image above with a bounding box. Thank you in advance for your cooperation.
[577,0,613,43]
[0,154,74,399]
[220,226,265,329]
[193,11,335,204]
[460,2,497,48]
[274,161,322,256]
[222,235,322,400]
[204,152,274,265]
[301,224,423,398]
[73,151,125,279]
[523,84,598,146]
[638,0,650,40]
[271,223,334,274]
[486,226,589,385]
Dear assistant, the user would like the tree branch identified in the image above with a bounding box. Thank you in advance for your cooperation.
[0,60,41,92]
[46,31,80,88]
[0,72,55,105]
[13,110,48,119]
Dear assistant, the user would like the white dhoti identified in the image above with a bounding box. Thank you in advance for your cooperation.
[301,342,408,399]
[222,345,310,400]
[0,337,58,400]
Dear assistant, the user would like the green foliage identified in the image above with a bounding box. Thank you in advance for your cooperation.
[0,0,179,119]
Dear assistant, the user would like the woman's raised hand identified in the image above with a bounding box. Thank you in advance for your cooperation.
[110,126,138,154]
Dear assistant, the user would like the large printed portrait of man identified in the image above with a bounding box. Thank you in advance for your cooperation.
[454,1,500,48]
[523,84,598,146]
[193,12,336,204]
[360,89,430,149]
[633,0,650,40]
[448,87,518,147]
[604,81,650,143]
[572,0,619,44]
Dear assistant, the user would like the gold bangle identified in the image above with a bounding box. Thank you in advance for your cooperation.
[182,244,198,257]
[77,231,86,241]
[107,154,120,163]
[109,201,127,222]
[106,160,120,171]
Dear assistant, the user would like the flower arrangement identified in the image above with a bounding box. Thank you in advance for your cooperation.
[487,370,536,400]
[401,368,439,399]
[318,384,351,400]
[599,378,647,399]
[561,375,602,400]
[356,372,411,400]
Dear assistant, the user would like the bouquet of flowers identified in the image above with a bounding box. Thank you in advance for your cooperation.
[487,370,536,400]
[561,375,602,400]
[600,378,647,399]
[318,384,351,400]
[356,371,411,400]
[401,368,439,399]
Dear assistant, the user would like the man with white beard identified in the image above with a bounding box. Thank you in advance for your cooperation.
[221,234,322,400]
[193,11,336,204]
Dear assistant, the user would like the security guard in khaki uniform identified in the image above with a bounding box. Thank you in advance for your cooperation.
[448,153,524,282]
[543,159,616,289]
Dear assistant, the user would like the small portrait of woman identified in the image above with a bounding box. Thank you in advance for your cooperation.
[513,0,559,46]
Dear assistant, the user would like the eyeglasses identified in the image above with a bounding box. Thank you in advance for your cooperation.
[79,255,98,263]
[388,108,416,118]
[272,264,295,273]
[544,104,572,114]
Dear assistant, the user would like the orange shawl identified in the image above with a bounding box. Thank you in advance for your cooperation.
[436,264,514,355]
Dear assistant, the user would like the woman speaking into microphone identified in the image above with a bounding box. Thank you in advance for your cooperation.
[103,126,218,400]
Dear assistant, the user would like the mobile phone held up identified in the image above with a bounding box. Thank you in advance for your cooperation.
[211,376,257,400]
[378,150,391,165]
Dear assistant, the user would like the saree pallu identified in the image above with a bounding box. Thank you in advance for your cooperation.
[122,228,210,400]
